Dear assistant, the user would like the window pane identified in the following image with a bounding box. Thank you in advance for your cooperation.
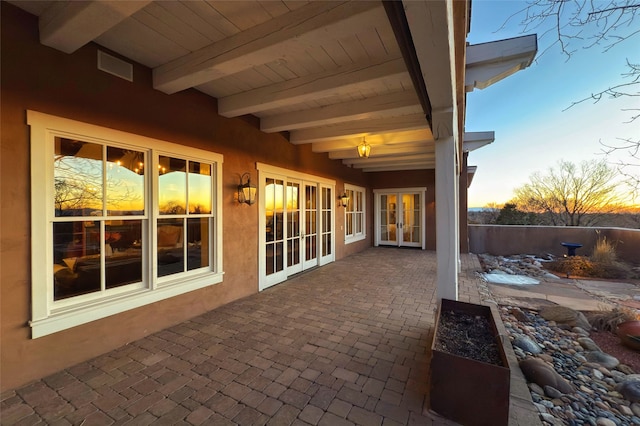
[188,161,211,214]
[106,147,145,215]
[105,220,142,289]
[347,190,354,212]
[306,235,316,261]
[275,212,284,240]
[53,221,101,300]
[159,156,186,214]
[187,218,210,270]
[157,218,184,277]
[275,242,284,272]
[286,183,299,210]
[54,138,103,217]
[287,238,299,267]
[266,243,275,275]
[323,234,331,256]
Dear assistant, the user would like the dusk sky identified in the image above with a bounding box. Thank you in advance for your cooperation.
[465,0,639,208]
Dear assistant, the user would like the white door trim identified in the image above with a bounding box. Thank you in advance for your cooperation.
[258,164,335,291]
[373,188,426,249]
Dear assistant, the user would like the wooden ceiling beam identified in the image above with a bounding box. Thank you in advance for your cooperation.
[153,1,385,94]
[310,129,433,152]
[260,90,421,133]
[219,57,406,118]
[39,0,151,54]
[361,162,435,172]
[343,153,435,166]
[328,142,433,159]
[290,113,429,144]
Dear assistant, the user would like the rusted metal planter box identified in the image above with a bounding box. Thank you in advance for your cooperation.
[429,299,511,426]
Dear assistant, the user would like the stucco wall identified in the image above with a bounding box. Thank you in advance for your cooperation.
[468,225,640,265]
[0,3,383,391]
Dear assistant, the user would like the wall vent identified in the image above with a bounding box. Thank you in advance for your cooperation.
[97,50,133,82]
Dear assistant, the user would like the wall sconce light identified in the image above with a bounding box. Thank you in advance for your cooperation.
[238,172,257,205]
[339,192,349,207]
[357,138,371,158]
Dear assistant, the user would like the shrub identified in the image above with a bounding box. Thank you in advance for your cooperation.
[591,234,617,265]
[547,255,634,279]
[585,308,637,332]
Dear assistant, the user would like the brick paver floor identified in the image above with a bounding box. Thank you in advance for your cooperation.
[1,248,539,425]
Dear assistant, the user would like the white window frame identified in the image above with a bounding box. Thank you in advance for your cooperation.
[28,111,224,338]
[344,183,366,244]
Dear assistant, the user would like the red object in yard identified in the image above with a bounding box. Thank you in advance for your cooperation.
[617,320,640,352]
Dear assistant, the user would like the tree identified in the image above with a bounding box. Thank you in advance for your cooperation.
[495,203,538,225]
[512,159,627,226]
[505,1,640,193]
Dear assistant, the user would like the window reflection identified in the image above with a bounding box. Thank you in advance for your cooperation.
[53,221,101,300]
[52,220,145,300]
[159,156,186,214]
[54,138,103,216]
[157,218,185,277]
[105,220,143,289]
[188,162,211,214]
[187,218,210,271]
[106,147,145,215]
[265,179,285,275]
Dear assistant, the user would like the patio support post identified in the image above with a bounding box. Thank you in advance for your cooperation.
[435,135,459,301]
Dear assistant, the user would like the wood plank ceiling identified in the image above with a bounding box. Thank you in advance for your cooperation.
[10,0,442,172]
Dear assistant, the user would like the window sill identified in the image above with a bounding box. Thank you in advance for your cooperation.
[345,235,366,245]
[30,272,224,338]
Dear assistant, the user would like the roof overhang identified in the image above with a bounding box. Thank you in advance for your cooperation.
[465,34,537,92]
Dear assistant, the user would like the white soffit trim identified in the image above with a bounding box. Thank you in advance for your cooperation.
[463,131,495,152]
[465,34,538,92]
[403,0,457,140]
[467,165,478,187]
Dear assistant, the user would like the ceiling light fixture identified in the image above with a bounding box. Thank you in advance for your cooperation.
[357,138,371,158]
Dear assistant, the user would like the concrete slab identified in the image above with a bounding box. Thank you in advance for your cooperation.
[487,278,618,311]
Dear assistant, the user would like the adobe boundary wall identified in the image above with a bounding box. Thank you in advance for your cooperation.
[468,225,640,265]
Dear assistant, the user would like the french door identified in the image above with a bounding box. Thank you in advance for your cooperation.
[374,189,425,249]
[259,165,334,290]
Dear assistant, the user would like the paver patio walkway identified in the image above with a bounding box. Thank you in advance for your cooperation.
[1,248,539,425]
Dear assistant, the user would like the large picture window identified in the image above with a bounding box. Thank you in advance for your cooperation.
[344,184,366,244]
[29,111,223,338]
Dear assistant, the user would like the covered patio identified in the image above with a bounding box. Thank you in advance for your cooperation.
[1,248,540,425]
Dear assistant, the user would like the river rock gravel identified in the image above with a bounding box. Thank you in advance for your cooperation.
[500,306,640,426]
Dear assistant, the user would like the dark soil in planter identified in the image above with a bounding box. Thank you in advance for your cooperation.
[434,310,504,366]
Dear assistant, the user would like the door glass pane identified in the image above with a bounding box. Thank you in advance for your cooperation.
[188,161,212,214]
[159,156,186,215]
[322,233,332,256]
[53,221,101,300]
[105,219,142,289]
[388,195,397,241]
[306,235,316,261]
[275,242,284,272]
[305,186,317,261]
[321,187,332,256]
[266,178,285,274]
[157,218,184,277]
[266,244,274,275]
[106,147,144,216]
[187,218,210,270]
[54,138,103,217]
[401,193,421,244]
[288,238,300,267]
[287,183,299,210]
